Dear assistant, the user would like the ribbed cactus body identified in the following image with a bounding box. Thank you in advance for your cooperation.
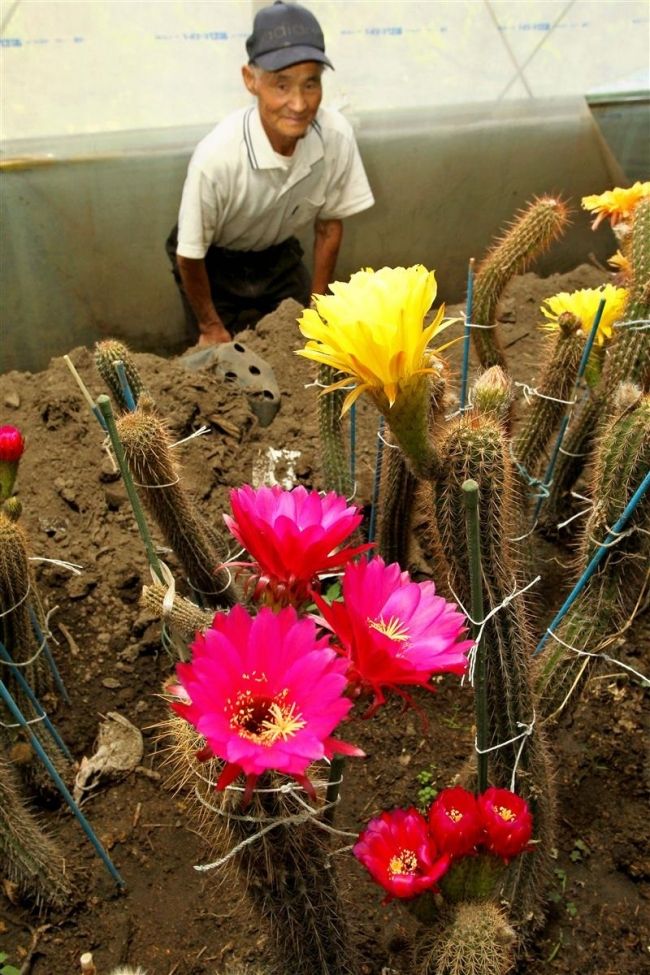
[318,364,354,496]
[141,582,213,642]
[513,315,584,476]
[0,753,71,907]
[116,405,238,608]
[377,433,418,568]
[415,901,515,975]
[433,412,555,931]
[536,391,650,720]
[472,197,569,370]
[94,339,147,411]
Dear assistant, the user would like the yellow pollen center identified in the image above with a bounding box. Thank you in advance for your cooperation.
[388,848,418,876]
[230,689,306,746]
[448,808,463,823]
[368,615,410,643]
[497,806,516,822]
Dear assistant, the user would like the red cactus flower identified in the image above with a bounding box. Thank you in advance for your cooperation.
[313,556,473,714]
[478,786,533,861]
[353,807,451,901]
[223,485,372,607]
[171,604,363,799]
[428,786,483,858]
[0,425,25,501]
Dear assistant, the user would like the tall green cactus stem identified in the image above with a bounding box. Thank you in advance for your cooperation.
[377,429,418,567]
[0,752,72,908]
[414,901,516,975]
[536,390,650,721]
[94,339,147,411]
[513,313,585,476]
[317,364,354,496]
[141,582,213,642]
[116,402,238,608]
[369,372,444,479]
[220,780,358,975]
[433,411,555,932]
[377,375,446,567]
[541,198,649,529]
[0,513,51,700]
[471,197,570,370]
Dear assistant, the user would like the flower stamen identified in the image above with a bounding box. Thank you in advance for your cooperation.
[368,615,410,643]
[388,848,418,876]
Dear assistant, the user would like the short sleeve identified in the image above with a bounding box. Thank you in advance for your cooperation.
[176,163,220,259]
[319,124,374,222]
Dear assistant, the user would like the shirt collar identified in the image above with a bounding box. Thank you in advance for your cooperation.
[243,105,324,175]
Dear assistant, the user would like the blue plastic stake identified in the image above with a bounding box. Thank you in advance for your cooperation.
[533,297,606,521]
[0,679,126,887]
[535,469,650,655]
[349,402,357,488]
[28,606,70,704]
[459,257,476,411]
[113,360,137,411]
[368,415,386,545]
[0,639,72,761]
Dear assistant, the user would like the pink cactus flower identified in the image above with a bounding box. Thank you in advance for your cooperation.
[313,556,473,714]
[428,786,483,858]
[171,604,363,799]
[478,786,534,862]
[223,485,372,607]
[354,807,451,901]
[0,425,25,501]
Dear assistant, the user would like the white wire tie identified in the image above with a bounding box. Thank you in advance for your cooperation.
[28,556,84,575]
[170,425,211,448]
[0,582,31,618]
[545,628,649,687]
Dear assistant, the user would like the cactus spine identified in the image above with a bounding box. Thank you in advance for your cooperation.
[318,364,354,496]
[471,197,569,370]
[0,752,72,907]
[94,339,147,411]
[415,902,516,975]
[513,313,585,476]
[432,390,555,933]
[116,400,238,608]
[536,389,650,721]
[377,431,417,567]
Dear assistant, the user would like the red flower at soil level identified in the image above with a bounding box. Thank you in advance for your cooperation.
[223,485,372,607]
[428,786,483,858]
[478,786,533,861]
[353,807,451,901]
[170,604,363,799]
[313,556,473,714]
[0,425,25,500]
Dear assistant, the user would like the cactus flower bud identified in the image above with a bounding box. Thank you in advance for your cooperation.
[0,424,25,500]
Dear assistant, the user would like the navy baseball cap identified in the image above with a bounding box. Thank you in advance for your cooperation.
[246,1,333,71]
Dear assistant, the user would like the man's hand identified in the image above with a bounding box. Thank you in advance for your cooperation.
[198,320,231,345]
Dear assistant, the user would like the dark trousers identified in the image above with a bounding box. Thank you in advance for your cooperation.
[165,226,311,338]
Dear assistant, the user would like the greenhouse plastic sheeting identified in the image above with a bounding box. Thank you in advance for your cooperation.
[1,96,623,373]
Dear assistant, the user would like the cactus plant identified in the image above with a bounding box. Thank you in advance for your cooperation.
[415,901,516,975]
[94,339,147,411]
[0,752,71,907]
[471,197,570,371]
[116,400,238,608]
[317,364,354,497]
[535,388,650,721]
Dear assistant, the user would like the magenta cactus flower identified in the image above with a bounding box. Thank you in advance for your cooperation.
[313,556,473,714]
[428,786,483,858]
[478,786,534,862]
[171,604,363,799]
[0,425,25,500]
[223,485,372,607]
[353,807,451,901]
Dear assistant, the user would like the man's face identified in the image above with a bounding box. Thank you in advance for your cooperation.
[242,61,323,154]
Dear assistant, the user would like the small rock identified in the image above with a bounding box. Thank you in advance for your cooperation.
[102,677,122,689]
[4,391,20,408]
[104,486,124,511]
[99,459,121,484]
[496,297,516,323]
[67,575,98,600]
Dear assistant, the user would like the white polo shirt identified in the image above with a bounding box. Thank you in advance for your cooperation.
[176,105,374,258]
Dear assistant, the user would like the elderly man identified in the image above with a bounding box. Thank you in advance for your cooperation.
[166,0,374,345]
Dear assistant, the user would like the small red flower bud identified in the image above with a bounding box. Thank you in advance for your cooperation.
[0,425,25,463]
[428,786,483,858]
[478,786,533,861]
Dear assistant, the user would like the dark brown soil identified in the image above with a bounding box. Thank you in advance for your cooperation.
[1,264,648,975]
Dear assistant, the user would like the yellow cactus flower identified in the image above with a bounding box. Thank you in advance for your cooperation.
[582,182,650,230]
[540,284,628,345]
[608,250,631,277]
[297,265,451,414]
